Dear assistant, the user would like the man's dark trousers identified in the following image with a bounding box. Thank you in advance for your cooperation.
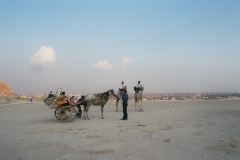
[123,101,128,119]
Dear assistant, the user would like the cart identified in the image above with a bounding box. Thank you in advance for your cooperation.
[43,88,82,122]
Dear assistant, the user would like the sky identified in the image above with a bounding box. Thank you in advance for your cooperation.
[0,0,240,95]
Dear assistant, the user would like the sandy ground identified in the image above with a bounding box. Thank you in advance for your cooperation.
[0,99,239,160]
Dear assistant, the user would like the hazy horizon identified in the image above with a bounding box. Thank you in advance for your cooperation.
[1,1,240,95]
[1,80,239,96]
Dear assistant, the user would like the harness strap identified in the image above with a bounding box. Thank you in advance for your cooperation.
[99,93,109,101]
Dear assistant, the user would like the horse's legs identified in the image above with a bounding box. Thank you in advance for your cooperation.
[86,108,89,120]
[83,105,86,119]
[84,105,90,120]
[101,105,104,119]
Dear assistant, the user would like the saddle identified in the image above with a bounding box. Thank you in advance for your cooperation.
[97,93,109,101]
[134,87,141,92]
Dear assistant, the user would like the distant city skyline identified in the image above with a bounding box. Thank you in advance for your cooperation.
[1,1,240,95]
[18,92,240,101]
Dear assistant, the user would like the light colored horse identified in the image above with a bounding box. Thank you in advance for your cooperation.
[115,86,127,111]
[79,89,115,120]
[134,84,144,111]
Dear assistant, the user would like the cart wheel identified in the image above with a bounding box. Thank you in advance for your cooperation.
[73,106,78,114]
[54,109,62,120]
[59,107,76,122]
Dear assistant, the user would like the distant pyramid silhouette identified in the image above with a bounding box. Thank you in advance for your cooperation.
[0,82,15,96]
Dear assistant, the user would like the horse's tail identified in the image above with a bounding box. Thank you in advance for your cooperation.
[77,95,87,106]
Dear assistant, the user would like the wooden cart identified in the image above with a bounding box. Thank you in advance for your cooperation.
[43,88,82,123]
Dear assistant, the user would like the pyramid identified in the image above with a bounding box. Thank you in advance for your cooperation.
[0,82,15,96]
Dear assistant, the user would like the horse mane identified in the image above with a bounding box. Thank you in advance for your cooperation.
[96,89,114,101]
[101,90,110,96]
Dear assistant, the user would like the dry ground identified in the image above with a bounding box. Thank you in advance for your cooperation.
[0,100,239,160]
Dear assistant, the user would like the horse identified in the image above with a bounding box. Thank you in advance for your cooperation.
[78,89,115,120]
[134,84,144,112]
[115,86,127,111]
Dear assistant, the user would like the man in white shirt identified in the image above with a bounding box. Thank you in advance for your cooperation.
[134,81,142,92]
[135,81,141,88]
[119,81,124,91]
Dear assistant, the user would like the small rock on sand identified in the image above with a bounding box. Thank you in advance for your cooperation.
[164,138,171,142]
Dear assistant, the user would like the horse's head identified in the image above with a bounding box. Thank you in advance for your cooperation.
[109,89,116,97]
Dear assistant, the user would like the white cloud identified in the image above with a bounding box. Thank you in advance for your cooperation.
[30,46,56,67]
[92,59,116,70]
[121,57,135,67]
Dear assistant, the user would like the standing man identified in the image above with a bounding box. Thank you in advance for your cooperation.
[121,89,128,120]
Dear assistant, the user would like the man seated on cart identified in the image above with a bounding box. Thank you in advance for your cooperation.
[70,95,75,105]
[47,91,54,99]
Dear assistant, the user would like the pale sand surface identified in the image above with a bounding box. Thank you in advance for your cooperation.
[0,100,239,160]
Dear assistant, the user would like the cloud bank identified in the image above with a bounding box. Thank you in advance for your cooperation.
[30,46,56,68]
[92,59,116,70]
[92,57,135,70]
[121,57,135,67]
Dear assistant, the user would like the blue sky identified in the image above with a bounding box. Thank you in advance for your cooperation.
[0,0,240,95]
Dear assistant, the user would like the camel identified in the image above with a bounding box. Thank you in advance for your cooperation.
[115,90,123,111]
[134,84,144,112]
[115,86,127,111]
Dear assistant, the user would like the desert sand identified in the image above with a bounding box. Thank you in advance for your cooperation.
[0,99,239,160]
